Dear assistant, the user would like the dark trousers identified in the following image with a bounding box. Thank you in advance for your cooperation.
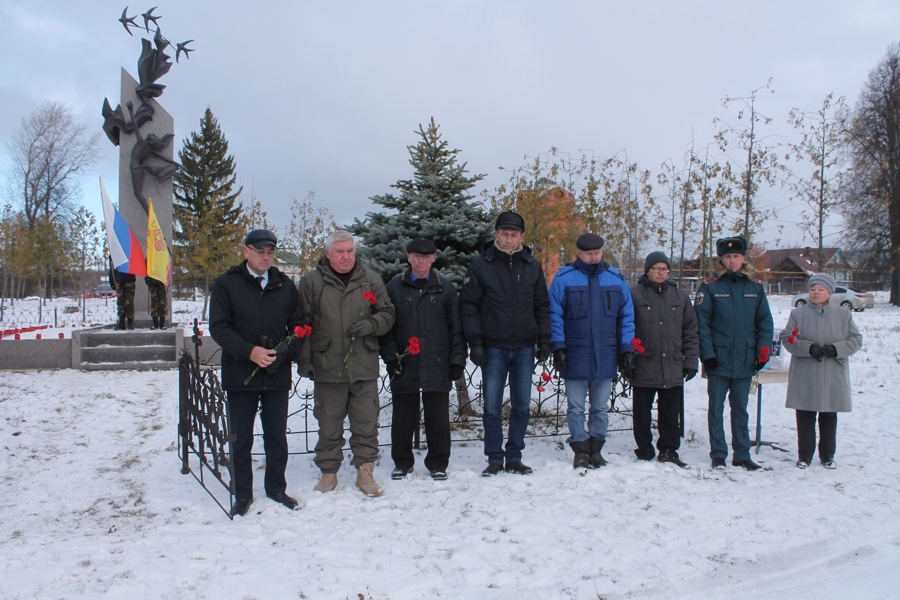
[227,389,289,500]
[707,375,753,462]
[632,385,683,458]
[796,410,837,463]
[391,391,451,472]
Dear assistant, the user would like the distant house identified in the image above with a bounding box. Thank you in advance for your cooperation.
[275,251,305,286]
[758,247,852,294]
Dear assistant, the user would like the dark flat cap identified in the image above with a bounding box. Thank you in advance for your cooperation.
[716,235,747,256]
[406,238,437,254]
[576,233,605,251]
[244,229,278,248]
[495,211,526,232]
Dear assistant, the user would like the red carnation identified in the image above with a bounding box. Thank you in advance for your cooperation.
[631,338,645,354]
[363,290,377,305]
[541,373,552,382]
[787,328,799,345]
[537,386,545,393]
[760,346,770,355]
[408,336,421,355]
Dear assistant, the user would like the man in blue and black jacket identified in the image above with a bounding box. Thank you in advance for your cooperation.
[548,233,635,469]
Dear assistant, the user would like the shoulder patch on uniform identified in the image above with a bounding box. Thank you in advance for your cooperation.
[702,276,719,284]
[695,291,705,305]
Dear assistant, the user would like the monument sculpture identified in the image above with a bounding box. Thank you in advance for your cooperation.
[101,7,193,323]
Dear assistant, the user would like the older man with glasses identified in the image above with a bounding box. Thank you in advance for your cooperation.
[628,251,699,468]
[209,229,308,517]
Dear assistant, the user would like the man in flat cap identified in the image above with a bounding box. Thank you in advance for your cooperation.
[694,235,773,471]
[209,229,307,516]
[297,230,395,496]
[460,211,552,476]
[548,232,635,468]
[380,238,466,481]
[629,251,699,468]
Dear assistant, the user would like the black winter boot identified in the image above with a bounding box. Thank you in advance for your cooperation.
[126,317,134,330]
[158,315,166,330]
[589,437,608,468]
[150,316,159,330]
[570,441,591,469]
[115,316,126,330]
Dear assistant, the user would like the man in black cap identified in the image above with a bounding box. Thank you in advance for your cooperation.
[381,238,466,481]
[548,232,635,468]
[460,211,552,476]
[694,235,773,471]
[629,251,699,468]
[209,229,307,516]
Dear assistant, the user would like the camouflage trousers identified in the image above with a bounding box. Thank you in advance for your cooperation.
[148,282,168,317]
[115,282,135,318]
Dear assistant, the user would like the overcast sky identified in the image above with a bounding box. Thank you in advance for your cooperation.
[2,0,899,250]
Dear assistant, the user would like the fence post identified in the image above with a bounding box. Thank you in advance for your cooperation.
[54,308,58,328]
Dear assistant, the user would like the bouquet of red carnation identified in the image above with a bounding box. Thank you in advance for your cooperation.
[787,328,800,345]
[757,345,770,364]
[631,338,645,354]
[244,324,312,385]
[535,371,552,393]
[341,290,379,381]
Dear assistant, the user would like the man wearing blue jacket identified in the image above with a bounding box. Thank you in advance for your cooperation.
[549,233,635,468]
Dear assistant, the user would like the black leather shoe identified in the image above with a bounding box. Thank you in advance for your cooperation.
[659,450,690,469]
[733,459,762,471]
[429,470,448,481]
[711,457,726,469]
[268,492,300,510]
[230,497,253,517]
[391,466,413,480]
[504,461,534,475]
[482,463,503,477]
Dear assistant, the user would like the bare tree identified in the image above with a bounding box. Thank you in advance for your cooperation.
[842,42,900,302]
[786,93,849,273]
[4,102,100,230]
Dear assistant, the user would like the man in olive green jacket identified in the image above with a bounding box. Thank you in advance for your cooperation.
[298,230,395,496]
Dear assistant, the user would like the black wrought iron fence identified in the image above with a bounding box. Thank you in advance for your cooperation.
[0,299,206,329]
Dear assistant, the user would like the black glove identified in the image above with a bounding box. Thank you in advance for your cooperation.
[808,343,825,361]
[553,349,568,374]
[536,341,551,363]
[350,319,377,337]
[450,364,465,381]
[823,344,838,358]
[683,368,697,381]
[265,346,292,374]
[297,362,315,380]
[386,359,402,378]
[754,359,767,372]
[469,343,486,367]
[618,352,636,380]
[702,357,718,371]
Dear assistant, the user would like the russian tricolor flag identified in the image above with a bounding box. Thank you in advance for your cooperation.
[100,177,147,276]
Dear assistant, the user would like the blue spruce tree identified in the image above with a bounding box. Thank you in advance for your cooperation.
[348,118,489,286]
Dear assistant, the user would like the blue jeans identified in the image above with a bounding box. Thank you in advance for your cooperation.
[564,379,612,444]
[707,375,752,462]
[482,346,535,465]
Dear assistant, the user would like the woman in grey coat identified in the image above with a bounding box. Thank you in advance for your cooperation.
[781,273,863,469]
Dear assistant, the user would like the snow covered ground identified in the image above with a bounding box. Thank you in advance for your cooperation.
[2,294,900,599]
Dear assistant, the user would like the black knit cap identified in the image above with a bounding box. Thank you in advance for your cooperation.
[406,238,437,255]
[644,251,670,274]
[716,235,748,257]
[576,233,604,251]
[244,229,278,248]
[495,211,526,232]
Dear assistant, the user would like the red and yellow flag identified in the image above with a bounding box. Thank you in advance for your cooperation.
[146,199,172,288]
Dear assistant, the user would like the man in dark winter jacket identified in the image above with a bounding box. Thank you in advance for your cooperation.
[209,229,307,517]
[460,211,552,477]
[630,251,699,468]
[694,235,773,471]
[549,233,635,469]
[381,238,466,481]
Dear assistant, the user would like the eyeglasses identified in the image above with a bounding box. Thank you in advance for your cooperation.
[248,247,276,257]
[650,267,669,273]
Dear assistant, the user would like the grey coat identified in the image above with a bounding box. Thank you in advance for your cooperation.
[781,302,863,413]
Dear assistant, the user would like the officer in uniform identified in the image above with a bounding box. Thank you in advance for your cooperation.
[694,235,773,471]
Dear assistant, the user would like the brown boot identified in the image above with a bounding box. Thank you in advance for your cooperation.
[313,472,337,493]
[355,463,383,497]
